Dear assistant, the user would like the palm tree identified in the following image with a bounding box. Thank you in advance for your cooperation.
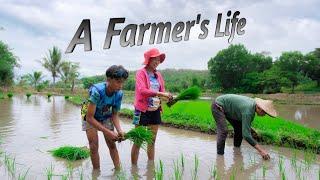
[40,46,62,88]
[60,61,80,92]
[27,71,44,89]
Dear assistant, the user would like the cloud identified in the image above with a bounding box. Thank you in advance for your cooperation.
[0,0,319,79]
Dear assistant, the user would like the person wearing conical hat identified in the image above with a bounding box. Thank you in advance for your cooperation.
[211,94,278,160]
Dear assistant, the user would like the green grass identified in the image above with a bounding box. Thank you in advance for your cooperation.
[66,95,85,106]
[124,126,153,149]
[50,146,90,161]
[121,100,320,153]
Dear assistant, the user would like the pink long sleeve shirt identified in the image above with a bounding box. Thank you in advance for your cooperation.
[134,67,165,112]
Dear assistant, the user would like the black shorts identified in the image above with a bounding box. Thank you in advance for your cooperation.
[133,108,161,126]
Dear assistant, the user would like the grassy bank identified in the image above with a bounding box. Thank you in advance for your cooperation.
[120,100,320,153]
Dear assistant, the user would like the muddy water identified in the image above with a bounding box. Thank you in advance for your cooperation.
[0,95,319,179]
[275,104,320,130]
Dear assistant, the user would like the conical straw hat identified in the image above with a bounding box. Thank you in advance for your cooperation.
[254,98,278,117]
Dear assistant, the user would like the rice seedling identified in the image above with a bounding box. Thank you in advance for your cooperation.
[115,168,127,180]
[154,160,164,180]
[318,167,320,180]
[290,150,298,169]
[18,168,30,180]
[262,163,267,178]
[278,155,284,173]
[172,159,182,180]
[66,162,74,178]
[281,169,286,180]
[64,95,70,99]
[124,126,153,150]
[26,93,32,98]
[210,163,218,180]
[50,146,90,161]
[180,153,185,170]
[4,153,16,176]
[45,164,54,180]
[303,150,316,170]
[230,168,236,180]
[79,167,84,180]
[167,86,201,107]
[191,154,199,180]
[7,92,13,98]
[47,93,52,98]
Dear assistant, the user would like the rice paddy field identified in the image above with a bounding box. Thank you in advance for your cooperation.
[0,94,319,179]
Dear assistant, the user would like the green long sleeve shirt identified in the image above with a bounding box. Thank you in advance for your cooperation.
[215,94,257,146]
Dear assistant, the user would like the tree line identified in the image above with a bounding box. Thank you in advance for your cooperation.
[208,44,320,93]
[1,40,319,94]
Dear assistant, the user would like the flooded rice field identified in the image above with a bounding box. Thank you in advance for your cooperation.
[0,95,319,179]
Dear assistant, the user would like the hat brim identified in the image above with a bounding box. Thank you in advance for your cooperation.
[143,53,166,65]
[255,98,278,118]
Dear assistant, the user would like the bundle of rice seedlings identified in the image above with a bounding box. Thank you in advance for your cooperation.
[124,126,153,149]
[26,93,32,98]
[50,146,90,161]
[167,86,201,107]
[7,92,13,98]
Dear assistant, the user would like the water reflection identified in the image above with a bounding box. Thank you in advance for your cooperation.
[0,95,319,180]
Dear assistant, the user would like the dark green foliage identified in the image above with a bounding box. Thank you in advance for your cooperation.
[0,41,19,88]
[51,146,90,161]
[64,95,70,99]
[47,93,52,98]
[276,51,304,93]
[124,126,153,149]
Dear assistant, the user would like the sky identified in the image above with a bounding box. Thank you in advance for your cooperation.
[0,0,319,79]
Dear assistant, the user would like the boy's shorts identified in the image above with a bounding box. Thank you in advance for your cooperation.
[82,118,114,131]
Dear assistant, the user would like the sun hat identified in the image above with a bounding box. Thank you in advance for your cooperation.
[143,48,166,65]
[254,98,278,117]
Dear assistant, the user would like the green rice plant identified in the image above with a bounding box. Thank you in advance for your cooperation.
[210,163,218,180]
[18,168,30,180]
[66,162,74,178]
[278,155,284,173]
[230,168,236,180]
[61,174,68,180]
[124,126,153,150]
[172,159,182,180]
[64,95,70,100]
[262,163,267,178]
[180,153,185,170]
[191,154,199,180]
[0,92,4,99]
[4,153,16,176]
[115,167,127,180]
[26,93,32,98]
[7,92,13,98]
[290,150,298,169]
[167,86,201,107]
[303,150,316,170]
[47,93,52,98]
[50,146,90,161]
[281,170,286,180]
[45,164,54,180]
[154,160,164,180]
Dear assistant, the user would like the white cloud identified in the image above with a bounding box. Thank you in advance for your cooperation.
[0,0,319,79]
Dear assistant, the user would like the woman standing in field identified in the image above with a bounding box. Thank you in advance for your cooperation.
[131,48,172,165]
